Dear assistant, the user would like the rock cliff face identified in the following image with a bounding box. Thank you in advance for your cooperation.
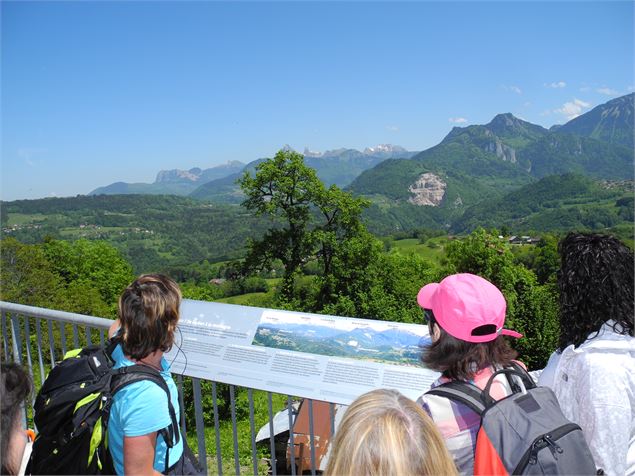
[483,130,517,163]
[408,173,446,206]
[155,168,202,183]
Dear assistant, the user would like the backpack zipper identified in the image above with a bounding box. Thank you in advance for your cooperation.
[513,423,582,474]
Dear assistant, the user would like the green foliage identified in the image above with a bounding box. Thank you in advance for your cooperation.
[239,150,324,300]
[444,229,559,369]
[320,236,438,323]
[239,150,370,302]
[519,133,633,179]
[180,282,225,301]
[2,194,272,274]
[1,237,133,318]
[1,237,66,308]
[42,238,134,315]
[452,174,632,234]
[531,235,561,284]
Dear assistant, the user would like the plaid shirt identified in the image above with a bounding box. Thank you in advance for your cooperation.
[417,365,520,475]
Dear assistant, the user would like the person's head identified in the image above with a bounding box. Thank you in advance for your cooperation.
[325,389,457,476]
[1,363,33,475]
[557,232,634,350]
[417,273,520,380]
[118,274,182,360]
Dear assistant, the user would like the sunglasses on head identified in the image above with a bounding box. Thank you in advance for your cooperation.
[423,309,435,324]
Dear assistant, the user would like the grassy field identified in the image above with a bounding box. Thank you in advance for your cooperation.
[216,292,272,307]
[390,236,448,266]
[6,212,60,225]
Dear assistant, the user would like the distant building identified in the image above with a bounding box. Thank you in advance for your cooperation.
[508,235,540,245]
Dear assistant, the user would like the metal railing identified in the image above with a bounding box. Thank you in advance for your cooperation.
[1,301,337,476]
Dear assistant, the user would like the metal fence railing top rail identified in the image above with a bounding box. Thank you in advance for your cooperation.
[0,301,335,476]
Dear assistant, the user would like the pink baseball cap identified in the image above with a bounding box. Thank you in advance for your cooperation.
[417,273,522,343]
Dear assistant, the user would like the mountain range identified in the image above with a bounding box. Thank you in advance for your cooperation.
[89,144,417,198]
[348,94,633,231]
[90,161,246,196]
[86,94,633,233]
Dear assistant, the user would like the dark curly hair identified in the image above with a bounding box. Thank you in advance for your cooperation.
[1,362,33,475]
[558,232,634,350]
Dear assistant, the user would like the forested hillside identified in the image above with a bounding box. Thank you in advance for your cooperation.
[1,194,271,274]
[347,94,634,232]
[3,172,634,273]
[451,174,633,234]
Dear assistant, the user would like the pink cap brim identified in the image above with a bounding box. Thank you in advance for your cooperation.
[417,283,439,309]
[501,329,523,339]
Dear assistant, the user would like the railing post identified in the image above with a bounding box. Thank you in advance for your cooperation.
[267,393,277,476]
[229,385,240,476]
[47,320,56,366]
[288,396,296,476]
[191,378,208,475]
[247,389,258,476]
[10,314,22,364]
[1,311,9,361]
[211,382,223,476]
[35,318,46,386]
[308,399,316,476]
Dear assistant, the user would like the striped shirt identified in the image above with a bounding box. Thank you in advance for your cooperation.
[417,365,522,475]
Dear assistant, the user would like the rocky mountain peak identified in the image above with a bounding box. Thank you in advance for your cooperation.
[303,147,322,158]
[301,144,412,159]
[363,144,407,155]
[487,113,546,135]
[484,113,549,146]
[558,93,633,147]
[155,168,201,183]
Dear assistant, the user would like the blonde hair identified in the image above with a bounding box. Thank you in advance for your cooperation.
[325,389,457,476]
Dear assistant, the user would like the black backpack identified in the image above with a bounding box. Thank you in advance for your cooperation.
[426,363,601,475]
[28,338,181,475]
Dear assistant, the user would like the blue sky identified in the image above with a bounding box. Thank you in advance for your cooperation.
[2,1,633,200]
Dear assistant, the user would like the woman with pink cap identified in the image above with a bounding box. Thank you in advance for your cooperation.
[415,273,523,475]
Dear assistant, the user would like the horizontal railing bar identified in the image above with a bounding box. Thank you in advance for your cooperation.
[0,301,112,329]
[1,302,339,475]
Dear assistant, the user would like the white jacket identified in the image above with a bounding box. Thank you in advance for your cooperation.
[539,322,635,475]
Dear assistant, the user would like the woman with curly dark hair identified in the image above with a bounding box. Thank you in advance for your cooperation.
[538,232,634,475]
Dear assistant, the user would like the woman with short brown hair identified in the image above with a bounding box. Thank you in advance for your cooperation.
[107,274,184,475]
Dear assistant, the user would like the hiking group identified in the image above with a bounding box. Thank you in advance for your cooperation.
[2,231,633,475]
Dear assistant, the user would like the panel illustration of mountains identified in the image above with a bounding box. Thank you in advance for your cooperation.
[252,322,425,366]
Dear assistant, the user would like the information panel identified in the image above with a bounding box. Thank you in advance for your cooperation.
[164,299,439,405]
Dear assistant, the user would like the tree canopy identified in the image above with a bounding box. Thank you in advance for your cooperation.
[239,149,370,302]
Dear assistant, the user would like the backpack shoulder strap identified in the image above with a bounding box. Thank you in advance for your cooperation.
[111,365,169,397]
[482,364,536,400]
[110,365,181,474]
[105,335,121,359]
[426,381,487,416]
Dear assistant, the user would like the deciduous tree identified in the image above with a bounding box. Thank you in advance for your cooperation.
[239,149,369,303]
